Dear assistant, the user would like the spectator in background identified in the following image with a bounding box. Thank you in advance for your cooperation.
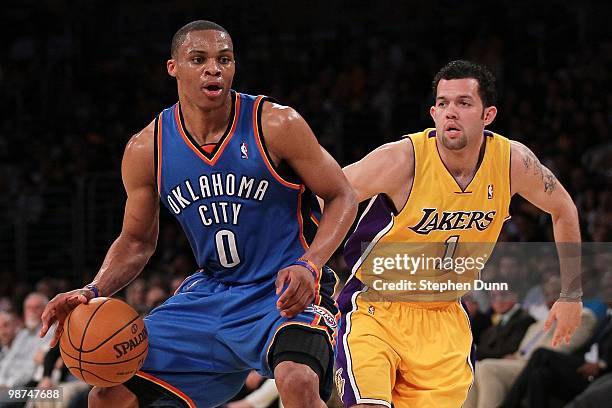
[31,345,91,408]
[502,271,612,408]
[582,252,612,322]
[0,311,21,361]
[0,293,51,392]
[170,274,188,295]
[125,278,148,315]
[34,278,56,301]
[465,276,597,408]
[169,253,197,277]
[496,255,529,299]
[145,285,167,311]
[476,289,534,361]
[0,298,14,313]
[523,266,557,321]
[463,292,492,345]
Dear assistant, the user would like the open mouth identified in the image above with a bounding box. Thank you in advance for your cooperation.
[445,124,461,136]
[202,84,223,97]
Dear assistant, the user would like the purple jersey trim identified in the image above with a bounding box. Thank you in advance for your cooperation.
[343,195,395,273]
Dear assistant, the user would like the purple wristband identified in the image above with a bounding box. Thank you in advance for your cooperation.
[85,284,100,298]
[293,259,319,279]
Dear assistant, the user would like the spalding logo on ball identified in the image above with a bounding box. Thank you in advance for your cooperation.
[59,297,149,387]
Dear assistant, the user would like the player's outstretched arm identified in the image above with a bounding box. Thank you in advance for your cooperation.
[261,103,357,317]
[40,122,160,345]
[510,140,582,346]
[343,139,414,208]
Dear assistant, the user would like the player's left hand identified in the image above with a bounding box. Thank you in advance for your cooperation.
[275,264,315,318]
[544,299,582,347]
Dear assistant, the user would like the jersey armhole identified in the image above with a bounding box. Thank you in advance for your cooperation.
[153,114,161,196]
[506,137,512,219]
[395,135,416,215]
[508,139,513,198]
[254,97,302,189]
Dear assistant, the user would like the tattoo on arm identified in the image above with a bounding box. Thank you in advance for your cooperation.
[522,147,557,195]
[522,155,532,170]
[543,172,557,194]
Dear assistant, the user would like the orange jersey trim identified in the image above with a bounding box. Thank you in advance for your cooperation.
[296,186,309,250]
[174,95,241,166]
[252,96,302,190]
[293,259,324,326]
[308,265,324,327]
[135,371,196,408]
[309,212,320,227]
[156,115,163,195]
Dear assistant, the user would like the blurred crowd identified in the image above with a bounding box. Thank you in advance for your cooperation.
[1,1,611,284]
[0,256,610,407]
[0,0,611,407]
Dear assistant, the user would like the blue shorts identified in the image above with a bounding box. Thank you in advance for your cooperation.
[130,267,338,407]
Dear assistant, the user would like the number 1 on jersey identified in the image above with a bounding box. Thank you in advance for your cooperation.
[215,229,241,268]
[443,235,459,262]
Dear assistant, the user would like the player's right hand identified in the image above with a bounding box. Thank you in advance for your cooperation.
[275,264,315,318]
[39,288,94,347]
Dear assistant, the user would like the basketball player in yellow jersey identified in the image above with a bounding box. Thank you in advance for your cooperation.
[333,60,583,408]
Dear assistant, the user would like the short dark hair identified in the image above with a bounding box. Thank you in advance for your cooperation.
[432,60,497,107]
[171,20,230,58]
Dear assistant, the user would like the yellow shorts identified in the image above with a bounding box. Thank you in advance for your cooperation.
[334,279,474,408]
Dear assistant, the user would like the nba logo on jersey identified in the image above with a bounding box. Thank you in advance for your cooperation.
[240,141,249,159]
[488,184,494,199]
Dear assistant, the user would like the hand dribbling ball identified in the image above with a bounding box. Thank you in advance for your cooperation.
[59,297,148,387]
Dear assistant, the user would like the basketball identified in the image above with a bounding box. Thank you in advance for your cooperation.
[59,297,148,387]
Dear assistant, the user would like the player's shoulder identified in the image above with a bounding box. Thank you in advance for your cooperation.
[258,100,314,161]
[508,139,529,152]
[122,119,156,184]
[508,139,535,164]
[360,137,415,178]
[375,138,414,160]
[260,99,302,130]
[126,119,156,157]
[506,139,544,187]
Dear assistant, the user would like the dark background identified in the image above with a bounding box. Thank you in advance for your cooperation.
[0,0,610,310]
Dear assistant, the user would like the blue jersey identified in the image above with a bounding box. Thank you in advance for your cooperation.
[156,91,318,284]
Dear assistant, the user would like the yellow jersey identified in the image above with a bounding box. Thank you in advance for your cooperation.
[344,128,511,301]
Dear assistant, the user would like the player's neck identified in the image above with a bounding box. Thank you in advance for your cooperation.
[179,95,233,145]
[437,136,485,179]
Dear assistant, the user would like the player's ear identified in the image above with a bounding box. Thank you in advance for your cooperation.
[167,59,177,78]
[483,106,497,126]
[429,105,436,121]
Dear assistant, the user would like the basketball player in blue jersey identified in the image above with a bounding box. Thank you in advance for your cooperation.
[39,20,357,407]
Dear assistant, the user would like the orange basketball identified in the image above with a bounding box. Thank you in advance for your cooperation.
[59,297,148,387]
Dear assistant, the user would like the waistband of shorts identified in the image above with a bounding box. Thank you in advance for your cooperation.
[392,300,460,310]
